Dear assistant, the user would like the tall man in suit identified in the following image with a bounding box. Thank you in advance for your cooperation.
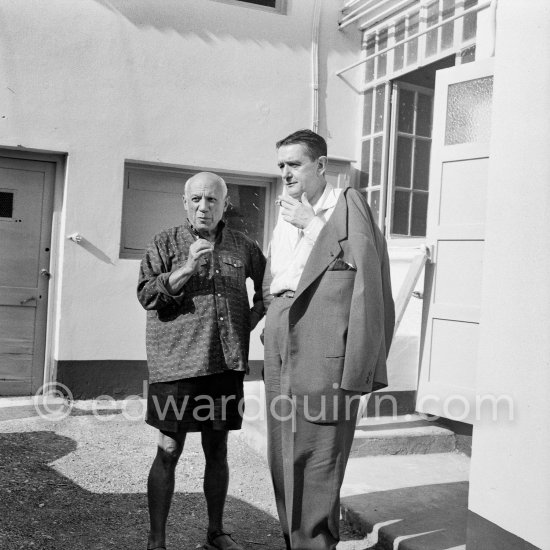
[262,130,395,549]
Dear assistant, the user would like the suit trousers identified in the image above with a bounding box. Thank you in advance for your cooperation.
[264,296,359,550]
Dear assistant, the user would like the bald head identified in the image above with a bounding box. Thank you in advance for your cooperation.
[183,172,229,238]
[184,172,227,198]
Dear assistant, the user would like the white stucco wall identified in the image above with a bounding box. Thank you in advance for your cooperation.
[468,1,550,547]
[0,0,362,362]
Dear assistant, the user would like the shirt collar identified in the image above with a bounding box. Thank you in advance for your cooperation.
[186,219,225,242]
[312,183,337,215]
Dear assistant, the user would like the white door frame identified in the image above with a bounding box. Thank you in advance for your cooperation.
[0,148,66,394]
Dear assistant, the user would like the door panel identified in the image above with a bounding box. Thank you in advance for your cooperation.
[416,58,494,421]
[434,240,484,307]
[429,319,479,387]
[0,307,34,373]
[0,157,55,395]
[439,158,488,225]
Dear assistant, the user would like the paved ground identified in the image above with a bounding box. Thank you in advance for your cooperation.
[341,454,470,550]
[0,401,369,550]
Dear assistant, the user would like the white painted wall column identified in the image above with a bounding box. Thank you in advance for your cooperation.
[468,1,550,548]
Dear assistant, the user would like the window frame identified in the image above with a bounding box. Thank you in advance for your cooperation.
[357,0,479,241]
[386,82,434,239]
[0,189,16,221]
[358,82,392,232]
[120,162,278,260]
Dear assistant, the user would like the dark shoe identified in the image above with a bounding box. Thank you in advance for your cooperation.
[204,529,243,550]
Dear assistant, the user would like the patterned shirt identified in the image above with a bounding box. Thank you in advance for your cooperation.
[137,221,266,383]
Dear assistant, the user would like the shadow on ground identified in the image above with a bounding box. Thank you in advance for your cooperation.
[342,482,468,550]
[0,429,371,549]
[0,431,284,550]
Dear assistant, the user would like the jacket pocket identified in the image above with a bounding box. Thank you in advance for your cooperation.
[327,257,357,271]
[323,270,356,280]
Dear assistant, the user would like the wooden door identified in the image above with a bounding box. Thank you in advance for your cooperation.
[0,157,55,395]
[416,58,494,421]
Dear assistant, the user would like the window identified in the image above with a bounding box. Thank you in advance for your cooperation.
[120,164,277,259]
[445,76,493,146]
[239,0,276,7]
[0,190,14,219]
[355,0,480,238]
[390,85,433,237]
[359,84,391,228]
[211,0,286,13]
[360,79,434,238]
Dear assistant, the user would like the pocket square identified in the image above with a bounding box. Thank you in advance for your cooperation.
[328,258,357,271]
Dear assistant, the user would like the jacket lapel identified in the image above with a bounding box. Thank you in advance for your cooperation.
[293,189,349,302]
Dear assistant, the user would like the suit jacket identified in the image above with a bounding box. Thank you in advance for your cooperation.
[270,187,395,422]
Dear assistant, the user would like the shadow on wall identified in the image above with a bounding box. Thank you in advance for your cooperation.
[90,0,359,55]
[78,236,114,265]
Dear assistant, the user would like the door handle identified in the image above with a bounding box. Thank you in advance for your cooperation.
[40,269,51,279]
[20,296,37,305]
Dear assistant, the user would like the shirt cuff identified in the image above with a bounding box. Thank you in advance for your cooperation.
[302,216,326,244]
[156,272,186,303]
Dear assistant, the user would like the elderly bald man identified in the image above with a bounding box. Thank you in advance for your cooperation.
[138,172,266,550]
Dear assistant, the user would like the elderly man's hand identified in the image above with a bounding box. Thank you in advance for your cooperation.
[185,238,214,274]
[278,193,315,229]
[166,238,213,295]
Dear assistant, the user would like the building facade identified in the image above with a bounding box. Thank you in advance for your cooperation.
[0,0,362,396]
[1,1,549,547]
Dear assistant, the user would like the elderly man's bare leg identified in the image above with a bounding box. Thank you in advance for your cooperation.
[147,430,186,550]
[146,427,242,550]
[201,428,243,550]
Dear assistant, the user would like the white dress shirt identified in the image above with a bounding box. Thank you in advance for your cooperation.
[269,183,342,296]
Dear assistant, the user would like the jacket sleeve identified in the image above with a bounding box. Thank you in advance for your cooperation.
[340,188,395,392]
[348,188,395,354]
[378,228,395,356]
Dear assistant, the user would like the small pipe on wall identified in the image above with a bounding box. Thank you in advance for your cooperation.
[311,0,321,133]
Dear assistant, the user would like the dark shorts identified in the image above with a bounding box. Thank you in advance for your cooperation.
[145,371,245,433]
